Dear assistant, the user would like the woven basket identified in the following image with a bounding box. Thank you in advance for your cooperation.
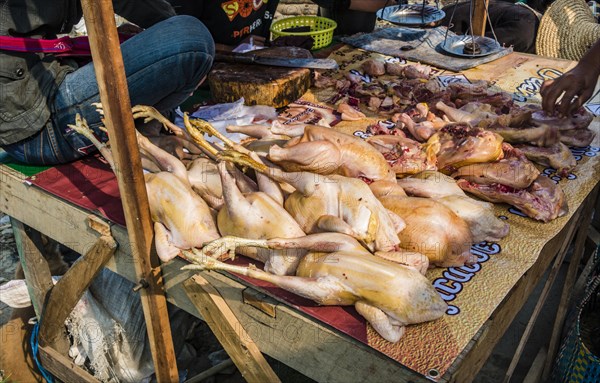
[536,0,600,60]
[270,16,337,50]
[551,249,600,382]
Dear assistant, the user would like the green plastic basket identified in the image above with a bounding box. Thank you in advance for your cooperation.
[270,16,337,50]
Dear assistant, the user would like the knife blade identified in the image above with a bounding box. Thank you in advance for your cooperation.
[215,52,338,70]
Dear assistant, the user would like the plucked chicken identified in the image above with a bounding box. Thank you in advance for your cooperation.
[267,124,396,182]
[397,171,509,242]
[183,233,445,343]
[218,150,403,253]
[69,111,220,262]
[427,124,504,173]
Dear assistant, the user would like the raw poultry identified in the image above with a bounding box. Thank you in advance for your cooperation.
[396,171,509,243]
[217,149,403,253]
[182,233,445,343]
[69,112,220,263]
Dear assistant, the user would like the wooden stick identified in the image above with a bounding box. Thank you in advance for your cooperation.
[39,345,98,383]
[39,234,117,349]
[541,187,598,381]
[186,359,235,383]
[502,197,584,383]
[183,275,281,383]
[472,0,489,36]
[522,347,547,383]
[11,218,53,319]
[79,1,179,381]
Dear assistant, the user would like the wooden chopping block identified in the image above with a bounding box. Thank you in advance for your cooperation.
[208,47,312,108]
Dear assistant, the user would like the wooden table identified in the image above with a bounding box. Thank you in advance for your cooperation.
[1,51,598,382]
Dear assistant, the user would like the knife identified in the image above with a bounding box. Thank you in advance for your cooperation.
[215,52,338,70]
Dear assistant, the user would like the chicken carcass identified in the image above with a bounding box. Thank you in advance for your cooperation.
[452,143,541,190]
[427,124,504,173]
[559,128,597,148]
[183,233,445,343]
[397,171,509,242]
[69,112,220,262]
[457,175,568,222]
[186,156,258,210]
[268,125,396,182]
[515,142,577,177]
[215,159,307,276]
[530,107,594,131]
[435,101,497,126]
[486,121,560,147]
[367,135,437,177]
[218,150,403,252]
[374,194,473,267]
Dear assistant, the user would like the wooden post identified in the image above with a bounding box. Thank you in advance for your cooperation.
[11,218,53,318]
[184,275,281,383]
[472,0,489,36]
[541,187,599,381]
[39,233,117,349]
[79,1,179,381]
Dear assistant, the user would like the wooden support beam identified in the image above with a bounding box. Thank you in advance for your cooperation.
[39,345,98,383]
[11,218,53,318]
[39,231,117,349]
[183,275,281,383]
[523,348,547,383]
[472,0,489,36]
[448,200,586,382]
[79,1,179,381]
[542,187,599,381]
[501,217,575,382]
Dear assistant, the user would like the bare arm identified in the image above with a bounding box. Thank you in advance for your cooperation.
[540,38,600,116]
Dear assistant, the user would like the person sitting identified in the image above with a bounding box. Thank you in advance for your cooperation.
[0,1,215,166]
[168,0,390,47]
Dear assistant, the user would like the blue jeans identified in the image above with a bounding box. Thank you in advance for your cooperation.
[3,15,214,165]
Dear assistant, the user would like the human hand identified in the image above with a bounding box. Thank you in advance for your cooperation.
[540,63,596,116]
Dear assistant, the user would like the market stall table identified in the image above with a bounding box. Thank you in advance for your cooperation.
[1,48,599,382]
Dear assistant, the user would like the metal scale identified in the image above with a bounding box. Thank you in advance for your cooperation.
[376,0,503,58]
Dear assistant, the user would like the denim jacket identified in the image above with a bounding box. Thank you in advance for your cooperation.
[0,0,175,145]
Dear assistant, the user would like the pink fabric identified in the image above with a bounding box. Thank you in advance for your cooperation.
[0,35,131,57]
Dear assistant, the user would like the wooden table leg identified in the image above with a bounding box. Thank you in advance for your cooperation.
[10,218,53,318]
[39,231,117,350]
[184,275,281,383]
[541,186,599,380]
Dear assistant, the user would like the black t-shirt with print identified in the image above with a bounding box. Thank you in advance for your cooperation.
[169,0,279,45]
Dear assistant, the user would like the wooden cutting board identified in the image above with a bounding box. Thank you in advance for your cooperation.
[208,47,312,108]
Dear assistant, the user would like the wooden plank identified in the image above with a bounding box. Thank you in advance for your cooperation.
[541,186,599,381]
[446,200,587,382]
[243,288,277,318]
[187,359,235,383]
[79,1,179,381]
[0,166,137,283]
[502,196,582,383]
[39,345,98,383]
[39,234,117,348]
[472,0,490,36]
[10,218,53,318]
[162,263,430,383]
[523,348,547,383]
[183,275,281,383]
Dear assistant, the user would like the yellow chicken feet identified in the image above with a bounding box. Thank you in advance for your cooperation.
[131,104,185,136]
[185,114,250,154]
[216,150,269,174]
[68,114,115,170]
[183,236,270,264]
